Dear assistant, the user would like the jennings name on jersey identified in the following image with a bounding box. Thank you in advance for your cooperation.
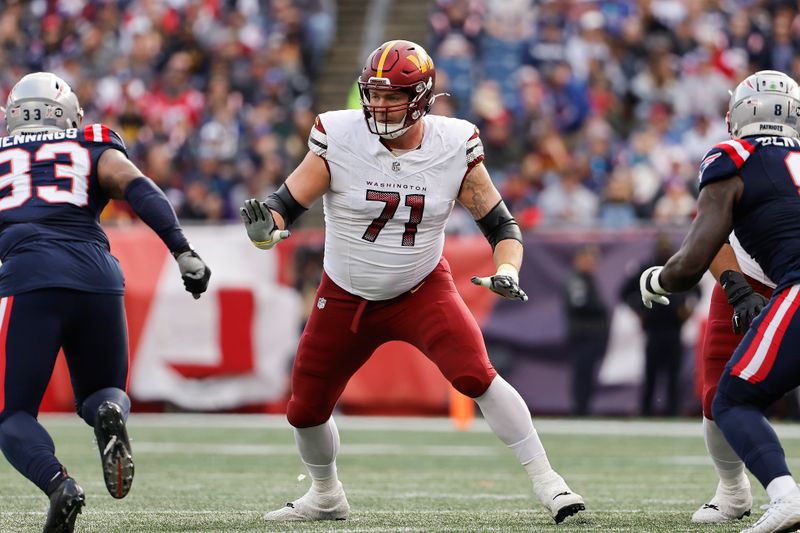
[699,136,800,291]
[0,124,127,296]
[309,110,484,300]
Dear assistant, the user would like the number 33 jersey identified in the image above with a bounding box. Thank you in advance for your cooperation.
[309,110,484,300]
[0,124,126,296]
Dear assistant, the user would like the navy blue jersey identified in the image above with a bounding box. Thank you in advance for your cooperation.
[699,136,800,290]
[0,124,127,296]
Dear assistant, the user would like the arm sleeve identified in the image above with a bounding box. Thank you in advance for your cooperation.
[124,177,190,255]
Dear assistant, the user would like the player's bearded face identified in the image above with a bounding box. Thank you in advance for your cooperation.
[367,89,410,125]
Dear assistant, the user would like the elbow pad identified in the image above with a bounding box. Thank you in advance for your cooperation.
[476,201,522,250]
[265,184,307,228]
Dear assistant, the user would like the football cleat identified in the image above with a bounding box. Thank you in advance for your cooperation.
[692,479,752,523]
[264,481,350,521]
[740,492,800,533]
[532,472,586,524]
[94,401,134,499]
[43,476,85,533]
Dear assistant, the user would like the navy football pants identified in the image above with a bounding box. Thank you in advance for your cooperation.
[0,288,129,492]
[713,284,800,488]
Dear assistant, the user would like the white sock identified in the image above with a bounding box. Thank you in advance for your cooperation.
[474,375,550,477]
[766,476,800,500]
[703,417,746,487]
[294,417,340,491]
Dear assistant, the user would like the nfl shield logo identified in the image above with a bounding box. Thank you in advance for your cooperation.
[317,297,327,310]
[392,161,401,172]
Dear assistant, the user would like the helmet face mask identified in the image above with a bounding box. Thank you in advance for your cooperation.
[727,70,800,139]
[4,72,84,136]
[358,40,436,139]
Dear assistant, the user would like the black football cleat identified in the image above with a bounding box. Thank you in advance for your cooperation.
[43,476,85,533]
[94,401,134,499]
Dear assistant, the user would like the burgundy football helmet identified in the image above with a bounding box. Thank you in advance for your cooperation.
[358,40,436,139]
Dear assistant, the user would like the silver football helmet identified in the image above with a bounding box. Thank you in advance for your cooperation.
[4,72,83,135]
[727,70,800,138]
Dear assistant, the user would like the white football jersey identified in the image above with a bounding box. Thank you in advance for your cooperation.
[308,110,484,300]
[730,231,775,288]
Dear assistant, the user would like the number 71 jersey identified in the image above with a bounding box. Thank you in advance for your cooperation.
[309,110,484,301]
[0,124,127,296]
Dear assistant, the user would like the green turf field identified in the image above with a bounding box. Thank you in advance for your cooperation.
[1,415,798,532]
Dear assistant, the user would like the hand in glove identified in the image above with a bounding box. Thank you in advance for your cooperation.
[240,198,290,250]
[175,249,211,299]
[471,264,528,302]
[720,270,768,334]
[639,266,671,308]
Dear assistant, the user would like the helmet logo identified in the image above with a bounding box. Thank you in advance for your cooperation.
[406,52,433,73]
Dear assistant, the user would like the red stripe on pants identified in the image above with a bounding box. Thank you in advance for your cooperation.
[750,290,800,383]
[0,296,15,412]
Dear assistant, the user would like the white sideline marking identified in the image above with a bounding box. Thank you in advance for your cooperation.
[133,442,499,457]
[664,455,800,467]
[37,414,800,439]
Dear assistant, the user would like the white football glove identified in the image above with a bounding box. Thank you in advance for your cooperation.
[240,198,290,250]
[639,266,671,308]
[471,264,528,302]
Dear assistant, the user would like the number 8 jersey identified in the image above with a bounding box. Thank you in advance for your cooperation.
[0,124,127,296]
[699,135,800,291]
[309,110,484,301]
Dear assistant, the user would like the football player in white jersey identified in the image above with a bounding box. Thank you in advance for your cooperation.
[240,40,585,524]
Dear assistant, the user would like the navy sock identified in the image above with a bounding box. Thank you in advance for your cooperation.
[79,387,130,427]
[0,411,63,493]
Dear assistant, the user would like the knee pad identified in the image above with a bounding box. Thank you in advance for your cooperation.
[451,374,492,398]
[287,399,331,428]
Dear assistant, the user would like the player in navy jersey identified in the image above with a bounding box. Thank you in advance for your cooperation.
[640,70,800,533]
[0,72,211,533]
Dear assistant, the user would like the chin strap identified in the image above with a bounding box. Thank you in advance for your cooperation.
[428,92,450,107]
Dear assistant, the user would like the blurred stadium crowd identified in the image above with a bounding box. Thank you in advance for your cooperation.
[0,0,799,229]
[0,0,334,223]
[430,0,800,230]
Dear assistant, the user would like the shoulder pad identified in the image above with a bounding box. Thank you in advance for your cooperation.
[82,124,127,155]
[698,139,756,190]
[466,126,484,171]
[308,115,328,158]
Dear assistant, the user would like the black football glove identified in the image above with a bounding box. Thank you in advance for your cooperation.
[720,270,768,334]
[174,249,211,299]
